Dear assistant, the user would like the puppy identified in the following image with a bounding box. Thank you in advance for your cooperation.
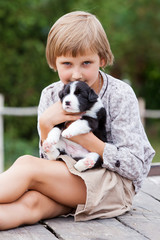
[42,81,107,172]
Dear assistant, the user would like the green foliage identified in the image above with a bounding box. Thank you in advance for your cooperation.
[4,131,39,169]
[1,0,160,108]
[141,65,160,109]
[146,119,160,163]
[98,1,160,88]
[0,0,160,164]
[0,0,54,108]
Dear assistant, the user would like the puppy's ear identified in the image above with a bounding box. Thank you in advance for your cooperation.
[88,89,98,102]
[59,87,65,101]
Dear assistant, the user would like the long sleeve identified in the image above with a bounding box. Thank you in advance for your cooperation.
[37,72,155,192]
[100,73,155,192]
[37,81,63,158]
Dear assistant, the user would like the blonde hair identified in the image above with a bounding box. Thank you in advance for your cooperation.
[46,11,114,70]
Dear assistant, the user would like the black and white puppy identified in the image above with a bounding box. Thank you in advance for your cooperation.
[43,81,107,172]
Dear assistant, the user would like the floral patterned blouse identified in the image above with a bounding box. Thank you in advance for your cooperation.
[37,70,155,193]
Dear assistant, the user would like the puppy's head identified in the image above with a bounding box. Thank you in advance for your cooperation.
[59,81,98,113]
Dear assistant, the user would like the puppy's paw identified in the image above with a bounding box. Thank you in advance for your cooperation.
[43,141,60,160]
[47,127,61,144]
[62,129,73,139]
[83,158,95,168]
[74,158,95,172]
[43,140,53,153]
[48,148,60,160]
[48,134,60,145]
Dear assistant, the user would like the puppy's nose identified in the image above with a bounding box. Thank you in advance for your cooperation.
[65,101,71,106]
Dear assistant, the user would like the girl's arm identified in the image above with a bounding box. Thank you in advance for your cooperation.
[39,101,81,143]
[69,83,155,187]
[69,132,105,159]
[100,84,155,184]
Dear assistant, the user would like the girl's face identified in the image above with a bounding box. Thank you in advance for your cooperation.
[55,50,105,93]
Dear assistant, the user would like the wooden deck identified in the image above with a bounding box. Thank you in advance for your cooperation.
[0,176,160,240]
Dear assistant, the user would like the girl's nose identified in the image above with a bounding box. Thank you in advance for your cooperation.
[72,69,82,80]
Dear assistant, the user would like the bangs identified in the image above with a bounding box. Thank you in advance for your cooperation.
[56,38,98,58]
[54,23,99,58]
[46,11,114,70]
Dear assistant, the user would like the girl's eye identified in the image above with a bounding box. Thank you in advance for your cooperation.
[83,61,91,66]
[83,61,91,65]
[63,62,71,66]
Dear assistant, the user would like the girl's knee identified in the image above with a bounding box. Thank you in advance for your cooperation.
[13,155,41,174]
[21,191,40,209]
[20,191,42,222]
[0,191,44,230]
[14,155,35,166]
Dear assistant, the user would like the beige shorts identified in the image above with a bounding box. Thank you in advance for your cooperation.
[60,155,135,222]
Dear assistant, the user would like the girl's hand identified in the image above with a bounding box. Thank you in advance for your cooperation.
[39,101,81,142]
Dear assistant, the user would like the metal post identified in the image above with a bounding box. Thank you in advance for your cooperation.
[0,94,4,173]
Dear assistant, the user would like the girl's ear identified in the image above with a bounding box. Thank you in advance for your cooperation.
[100,58,105,68]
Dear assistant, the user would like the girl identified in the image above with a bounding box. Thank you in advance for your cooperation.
[0,11,155,230]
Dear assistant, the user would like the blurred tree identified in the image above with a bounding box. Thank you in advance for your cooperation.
[96,0,160,108]
[68,0,160,108]
[0,0,52,107]
[0,0,160,141]
[0,0,72,139]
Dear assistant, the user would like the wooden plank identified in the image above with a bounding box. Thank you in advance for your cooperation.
[0,224,56,240]
[148,164,160,177]
[44,216,147,240]
[141,176,160,200]
[133,190,160,215]
[117,191,160,240]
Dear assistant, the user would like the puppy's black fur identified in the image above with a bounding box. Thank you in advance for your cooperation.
[43,81,107,171]
[58,81,107,142]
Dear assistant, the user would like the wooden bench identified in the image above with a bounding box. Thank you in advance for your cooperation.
[0,176,160,240]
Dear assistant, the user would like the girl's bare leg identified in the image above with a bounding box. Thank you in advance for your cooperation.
[0,155,86,230]
[0,155,86,207]
[0,190,71,230]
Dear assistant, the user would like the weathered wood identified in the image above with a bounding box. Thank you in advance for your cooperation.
[141,176,160,200]
[44,216,147,240]
[0,224,56,240]
[117,186,160,240]
[148,165,160,178]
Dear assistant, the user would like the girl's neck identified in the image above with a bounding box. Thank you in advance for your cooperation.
[92,72,103,95]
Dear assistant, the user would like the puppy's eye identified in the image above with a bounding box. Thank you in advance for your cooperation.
[64,86,70,94]
[75,89,81,95]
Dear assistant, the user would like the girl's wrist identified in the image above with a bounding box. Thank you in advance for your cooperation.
[39,116,53,142]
